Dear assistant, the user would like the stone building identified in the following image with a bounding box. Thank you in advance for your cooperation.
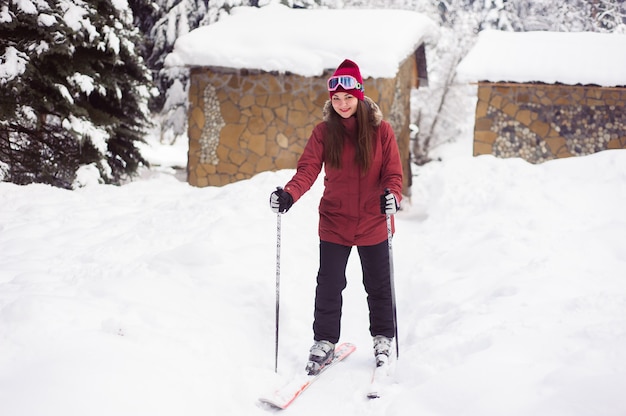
[457,30,626,163]
[167,5,437,194]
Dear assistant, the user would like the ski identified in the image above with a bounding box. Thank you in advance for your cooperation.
[367,359,393,399]
[259,342,356,410]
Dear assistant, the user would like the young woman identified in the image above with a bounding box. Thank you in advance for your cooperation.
[269,59,403,375]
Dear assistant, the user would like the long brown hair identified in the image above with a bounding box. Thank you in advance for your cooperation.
[324,100,374,172]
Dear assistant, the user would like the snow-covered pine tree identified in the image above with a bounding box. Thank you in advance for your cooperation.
[1,0,77,186]
[0,0,153,188]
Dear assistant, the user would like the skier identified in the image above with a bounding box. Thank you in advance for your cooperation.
[269,59,403,375]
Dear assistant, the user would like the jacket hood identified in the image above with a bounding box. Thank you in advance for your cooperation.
[322,96,383,127]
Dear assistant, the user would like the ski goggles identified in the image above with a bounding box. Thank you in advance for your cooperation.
[327,75,364,92]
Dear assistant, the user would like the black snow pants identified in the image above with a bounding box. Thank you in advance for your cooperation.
[312,240,395,344]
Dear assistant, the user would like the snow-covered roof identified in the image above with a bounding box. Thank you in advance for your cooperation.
[457,30,626,87]
[165,4,438,79]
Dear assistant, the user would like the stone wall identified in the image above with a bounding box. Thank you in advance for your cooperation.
[473,83,626,163]
[186,56,418,195]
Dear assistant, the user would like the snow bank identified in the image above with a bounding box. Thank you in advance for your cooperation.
[1,147,626,415]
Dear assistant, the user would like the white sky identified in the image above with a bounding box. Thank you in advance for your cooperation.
[165,4,439,79]
[457,29,626,87]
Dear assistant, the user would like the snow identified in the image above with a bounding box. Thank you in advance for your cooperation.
[165,4,439,78]
[3,2,626,414]
[457,29,626,87]
[37,13,57,27]
[14,0,37,15]
[2,127,626,414]
[61,1,89,32]
[0,46,27,83]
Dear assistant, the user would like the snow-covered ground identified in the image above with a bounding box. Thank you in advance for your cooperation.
[1,126,625,415]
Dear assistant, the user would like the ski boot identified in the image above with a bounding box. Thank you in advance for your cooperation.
[305,340,334,375]
[373,335,393,367]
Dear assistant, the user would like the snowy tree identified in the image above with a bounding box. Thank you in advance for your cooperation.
[131,0,204,145]
[592,0,626,33]
[408,1,484,164]
[0,0,153,188]
[500,0,626,32]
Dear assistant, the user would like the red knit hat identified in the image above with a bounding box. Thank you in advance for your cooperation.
[328,59,364,101]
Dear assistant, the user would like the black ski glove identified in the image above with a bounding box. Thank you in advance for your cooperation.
[380,189,399,215]
[270,187,294,214]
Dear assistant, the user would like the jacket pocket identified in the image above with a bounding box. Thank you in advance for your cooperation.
[362,192,381,215]
[319,196,341,212]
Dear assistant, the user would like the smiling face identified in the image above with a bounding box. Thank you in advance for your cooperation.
[331,92,359,118]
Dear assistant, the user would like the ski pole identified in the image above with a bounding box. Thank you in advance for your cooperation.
[384,189,399,359]
[274,188,282,373]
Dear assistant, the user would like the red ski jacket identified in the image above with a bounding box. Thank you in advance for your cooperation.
[284,98,403,247]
